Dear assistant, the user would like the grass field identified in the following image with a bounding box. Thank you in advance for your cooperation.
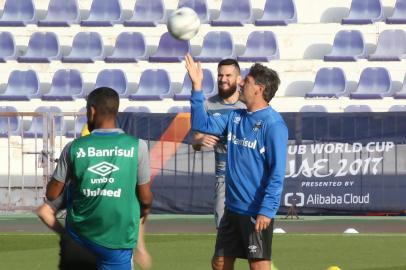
[1,233,406,270]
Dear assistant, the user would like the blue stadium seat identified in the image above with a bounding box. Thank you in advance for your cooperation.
[0,0,36,26]
[342,0,383,24]
[255,0,297,26]
[167,106,191,113]
[389,105,406,111]
[129,69,172,100]
[105,32,147,63]
[324,30,366,61]
[149,32,190,63]
[0,32,16,62]
[95,69,128,98]
[42,69,84,101]
[66,108,86,138]
[305,68,348,98]
[194,31,235,62]
[386,0,406,24]
[0,106,21,137]
[344,105,372,112]
[123,106,151,113]
[299,105,328,112]
[368,30,406,61]
[0,70,40,101]
[62,32,104,63]
[24,106,65,138]
[211,0,252,26]
[81,0,123,26]
[38,0,80,26]
[174,69,216,100]
[394,74,406,99]
[178,0,209,24]
[18,32,61,63]
[350,68,392,99]
[124,0,165,27]
[237,31,279,62]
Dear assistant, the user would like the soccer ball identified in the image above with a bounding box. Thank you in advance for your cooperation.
[326,266,342,270]
[167,7,200,41]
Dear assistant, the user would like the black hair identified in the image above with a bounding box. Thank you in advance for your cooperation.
[217,58,240,74]
[248,64,280,102]
[86,87,119,117]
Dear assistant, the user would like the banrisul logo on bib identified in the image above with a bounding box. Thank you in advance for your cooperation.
[88,162,119,176]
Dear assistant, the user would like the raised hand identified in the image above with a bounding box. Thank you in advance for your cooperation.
[185,53,203,91]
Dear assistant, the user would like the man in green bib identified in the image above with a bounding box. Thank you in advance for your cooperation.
[46,87,153,270]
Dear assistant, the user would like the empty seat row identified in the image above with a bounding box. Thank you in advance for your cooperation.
[0,68,217,101]
[0,0,296,27]
[325,29,406,61]
[0,31,279,63]
[306,67,406,99]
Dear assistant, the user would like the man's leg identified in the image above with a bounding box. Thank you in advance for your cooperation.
[248,259,271,270]
[214,178,226,228]
[212,256,236,270]
[133,219,151,269]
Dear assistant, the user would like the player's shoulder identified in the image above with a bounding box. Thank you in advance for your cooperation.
[262,107,286,126]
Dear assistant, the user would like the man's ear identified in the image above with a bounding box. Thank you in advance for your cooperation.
[256,84,265,97]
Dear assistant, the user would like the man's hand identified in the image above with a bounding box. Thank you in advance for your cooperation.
[185,53,203,90]
[192,133,220,150]
[255,215,272,233]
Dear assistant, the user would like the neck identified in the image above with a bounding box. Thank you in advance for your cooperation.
[247,101,268,112]
[94,118,116,130]
[222,91,240,104]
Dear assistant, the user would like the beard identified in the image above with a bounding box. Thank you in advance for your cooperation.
[218,83,238,99]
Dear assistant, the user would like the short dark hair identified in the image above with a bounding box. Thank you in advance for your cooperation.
[217,58,240,74]
[86,87,119,117]
[248,64,280,102]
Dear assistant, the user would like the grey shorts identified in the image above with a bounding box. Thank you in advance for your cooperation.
[214,210,274,260]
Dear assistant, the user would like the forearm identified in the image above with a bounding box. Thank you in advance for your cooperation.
[36,204,65,235]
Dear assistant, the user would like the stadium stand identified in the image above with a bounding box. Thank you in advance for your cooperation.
[174,69,216,100]
[62,32,104,63]
[368,29,406,61]
[299,105,328,112]
[0,0,36,26]
[394,74,406,99]
[104,32,147,63]
[149,32,190,63]
[350,67,393,99]
[324,30,366,61]
[255,0,297,26]
[211,0,252,26]
[124,0,165,27]
[95,69,129,98]
[305,67,348,98]
[38,0,80,26]
[129,69,172,100]
[0,70,40,101]
[123,106,151,113]
[344,105,372,112]
[41,69,84,101]
[0,106,20,137]
[167,106,191,113]
[65,107,86,138]
[17,32,61,63]
[0,31,16,62]
[237,31,279,62]
[194,31,235,62]
[81,0,123,26]
[178,0,210,23]
[386,0,406,24]
[341,0,384,24]
[24,106,65,138]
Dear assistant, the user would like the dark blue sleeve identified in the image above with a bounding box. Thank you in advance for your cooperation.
[190,91,229,136]
[259,121,288,218]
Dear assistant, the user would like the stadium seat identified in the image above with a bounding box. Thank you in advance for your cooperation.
[344,105,372,112]
[24,106,65,138]
[0,70,40,101]
[81,0,123,26]
[342,0,383,24]
[66,108,86,138]
[389,105,406,111]
[255,0,297,26]
[42,69,84,101]
[129,69,172,100]
[0,32,16,62]
[123,106,151,113]
[194,31,235,62]
[394,74,406,99]
[124,0,165,27]
[350,68,392,99]
[105,32,147,63]
[167,106,191,113]
[299,105,328,112]
[386,0,406,24]
[17,32,61,63]
[62,32,104,63]
[324,30,366,61]
[95,69,128,98]
[0,0,36,26]
[305,68,348,98]
[211,0,252,26]
[174,69,216,100]
[0,106,21,137]
[149,32,190,63]
[237,31,279,62]
[368,30,406,61]
[178,0,209,24]
[38,0,80,26]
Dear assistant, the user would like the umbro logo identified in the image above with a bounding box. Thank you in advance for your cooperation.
[76,148,86,158]
[248,245,258,253]
[88,162,119,177]
[233,116,241,124]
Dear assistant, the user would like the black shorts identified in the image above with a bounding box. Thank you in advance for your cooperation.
[59,232,97,270]
[214,209,274,260]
